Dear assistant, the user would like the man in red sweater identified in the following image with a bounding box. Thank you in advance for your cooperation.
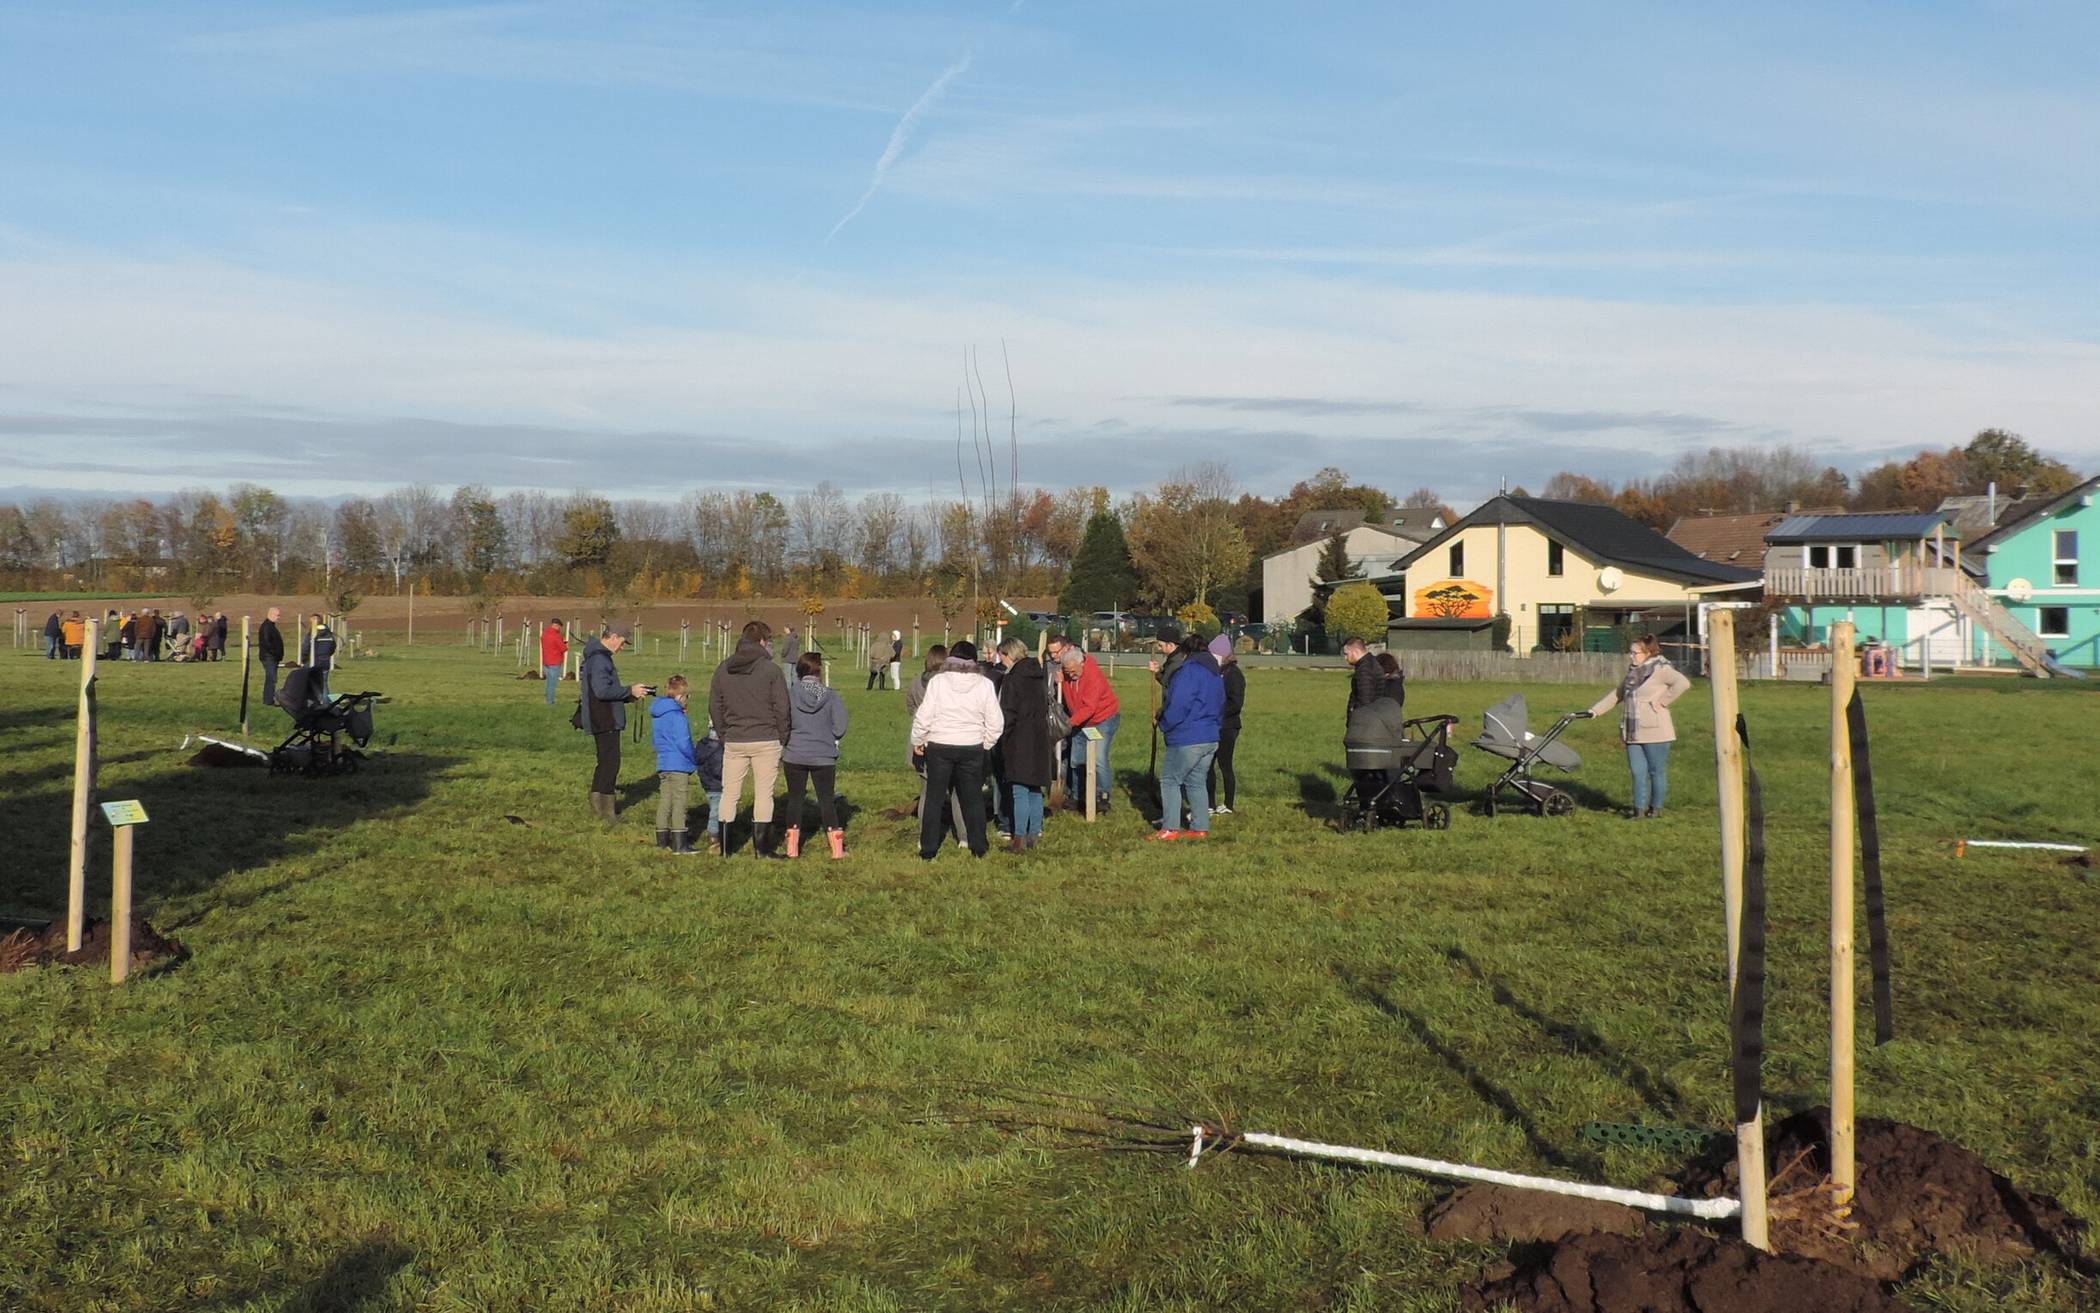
[1056,644,1120,812]
[541,618,568,706]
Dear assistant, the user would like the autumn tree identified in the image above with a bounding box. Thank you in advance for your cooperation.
[1325,581,1391,644]
[558,497,620,569]
[1126,463,1252,608]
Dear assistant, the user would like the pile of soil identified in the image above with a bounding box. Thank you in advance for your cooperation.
[1427,1184,1645,1245]
[1677,1107,2088,1281]
[0,918,187,974]
[187,741,264,768]
[1462,1227,1900,1313]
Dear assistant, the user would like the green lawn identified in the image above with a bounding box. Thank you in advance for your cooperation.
[2,646,2096,1312]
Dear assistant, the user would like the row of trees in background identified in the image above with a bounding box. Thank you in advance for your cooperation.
[0,429,2080,618]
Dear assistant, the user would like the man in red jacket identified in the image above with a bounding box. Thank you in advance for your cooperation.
[1056,645,1120,812]
[541,618,568,706]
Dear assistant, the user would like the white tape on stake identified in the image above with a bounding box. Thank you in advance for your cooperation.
[1957,839,2087,855]
[1232,1131,1743,1221]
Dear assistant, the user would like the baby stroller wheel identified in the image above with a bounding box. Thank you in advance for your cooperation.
[1481,793,1498,817]
[1338,799,1365,833]
[1543,789,1575,817]
[1426,803,1451,830]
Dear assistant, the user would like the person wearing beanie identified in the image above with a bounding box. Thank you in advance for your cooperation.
[1152,631,1225,840]
[1205,633,1245,815]
[579,623,650,824]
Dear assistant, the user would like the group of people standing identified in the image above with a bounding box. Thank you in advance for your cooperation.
[41,608,225,662]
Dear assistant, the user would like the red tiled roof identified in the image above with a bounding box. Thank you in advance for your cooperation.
[1664,511,1792,570]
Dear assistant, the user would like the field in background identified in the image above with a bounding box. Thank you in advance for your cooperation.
[2,646,2096,1311]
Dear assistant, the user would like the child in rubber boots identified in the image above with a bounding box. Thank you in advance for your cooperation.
[695,727,726,855]
[651,675,701,856]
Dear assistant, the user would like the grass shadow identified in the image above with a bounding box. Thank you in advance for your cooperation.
[1333,963,1604,1178]
[1295,771,1341,820]
[202,1236,413,1312]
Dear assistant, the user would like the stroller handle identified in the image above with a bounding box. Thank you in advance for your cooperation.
[1405,714,1460,730]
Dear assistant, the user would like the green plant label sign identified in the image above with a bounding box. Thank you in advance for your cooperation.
[100,799,149,827]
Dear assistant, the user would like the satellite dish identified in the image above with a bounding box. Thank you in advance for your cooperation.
[2006,577,2034,603]
[1597,567,1624,593]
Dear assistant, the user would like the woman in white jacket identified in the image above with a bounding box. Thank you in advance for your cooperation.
[910,640,1005,859]
[1587,633,1692,819]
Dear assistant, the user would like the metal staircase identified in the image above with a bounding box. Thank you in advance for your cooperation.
[1946,574,2073,677]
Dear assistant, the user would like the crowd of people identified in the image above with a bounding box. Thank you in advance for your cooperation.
[567,615,1694,854]
[40,607,228,662]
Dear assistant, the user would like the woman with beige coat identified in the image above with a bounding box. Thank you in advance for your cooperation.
[1587,633,1692,819]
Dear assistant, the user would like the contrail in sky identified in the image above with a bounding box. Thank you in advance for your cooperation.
[826,51,973,242]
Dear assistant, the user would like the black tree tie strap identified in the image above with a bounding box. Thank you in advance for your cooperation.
[1847,690,1894,1045]
[1731,713,1766,1130]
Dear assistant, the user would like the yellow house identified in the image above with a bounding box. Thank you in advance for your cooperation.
[1383,496,1761,652]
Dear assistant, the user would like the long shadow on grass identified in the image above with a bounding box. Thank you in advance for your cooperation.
[1333,965,1605,1178]
[200,1236,413,1312]
[1296,771,1342,820]
[4,752,462,927]
[1441,946,1690,1121]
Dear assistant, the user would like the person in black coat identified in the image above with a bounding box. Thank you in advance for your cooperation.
[1206,634,1246,814]
[210,612,229,661]
[995,640,1052,851]
[257,607,286,706]
[42,611,61,660]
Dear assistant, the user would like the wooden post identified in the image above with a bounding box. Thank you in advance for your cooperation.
[239,615,253,736]
[1829,620,1859,1209]
[67,619,100,953]
[1085,737,1099,823]
[109,825,134,985]
[1708,611,1769,1249]
[407,579,415,645]
[911,615,920,657]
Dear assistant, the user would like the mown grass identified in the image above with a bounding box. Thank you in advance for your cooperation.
[2,645,2096,1312]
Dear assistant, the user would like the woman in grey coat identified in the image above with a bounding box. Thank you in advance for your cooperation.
[1587,633,1692,819]
[782,652,850,858]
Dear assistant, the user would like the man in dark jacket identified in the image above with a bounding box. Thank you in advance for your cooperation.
[301,614,337,698]
[257,607,286,706]
[708,620,792,858]
[995,640,1052,852]
[210,612,229,661]
[43,611,62,659]
[580,623,650,824]
[1342,637,1383,716]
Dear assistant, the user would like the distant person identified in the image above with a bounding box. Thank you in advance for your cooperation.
[709,619,792,859]
[210,612,228,661]
[257,607,285,706]
[781,626,803,672]
[650,674,701,856]
[42,610,61,660]
[104,610,122,661]
[887,629,904,690]
[783,651,850,859]
[1056,644,1120,814]
[541,618,568,707]
[119,612,137,660]
[1205,634,1245,815]
[1587,632,1692,820]
[60,611,84,659]
[996,638,1052,852]
[910,640,1004,860]
[166,610,190,656]
[142,609,165,661]
[1153,632,1224,840]
[301,614,337,698]
[696,726,726,855]
[578,622,650,825]
[866,632,891,690]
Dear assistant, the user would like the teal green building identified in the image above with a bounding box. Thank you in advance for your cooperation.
[1964,476,2100,670]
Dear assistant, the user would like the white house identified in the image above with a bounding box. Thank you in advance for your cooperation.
[1259,510,1443,623]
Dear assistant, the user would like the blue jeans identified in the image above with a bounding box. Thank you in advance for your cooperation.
[1627,741,1671,813]
[1159,741,1218,833]
[544,663,562,705]
[45,634,58,659]
[1067,712,1119,803]
[704,790,724,837]
[1011,784,1045,838]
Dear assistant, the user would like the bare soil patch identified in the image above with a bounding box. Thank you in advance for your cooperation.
[0,917,187,974]
[1461,1227,1901,1313]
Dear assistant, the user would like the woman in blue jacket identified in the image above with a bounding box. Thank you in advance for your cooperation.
[1153,633,1225,840]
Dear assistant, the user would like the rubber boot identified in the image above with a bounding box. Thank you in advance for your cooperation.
[827,828,846,860]
[785,826,802,859]
[670,831,697,857]
[654,829,671,849]
[752,821,788,860]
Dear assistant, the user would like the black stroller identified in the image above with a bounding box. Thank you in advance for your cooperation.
[1339,714,1460,831]
[1472,693,1590,817]
[270,666,380,776]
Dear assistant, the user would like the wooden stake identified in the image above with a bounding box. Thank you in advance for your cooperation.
[1829,620,1859,1207]
[1085,737,1099,823]
[110,825,134,985]
[1707,611,1768,1250]
[407,579,415,645]
[239,615,253,735]
[67,619,99,953]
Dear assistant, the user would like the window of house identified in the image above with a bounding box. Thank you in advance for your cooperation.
[1835,544,1857,569]
[1807,545,1829,569]
[2054,530,2079,586]
[1449,541,1464,576]
[1538,604,1577,649]
[2038,606,2070,637]
[1547,541,1565,577]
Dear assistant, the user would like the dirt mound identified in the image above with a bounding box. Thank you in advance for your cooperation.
[1462,1227,1900,1313]
[1677,1108,2087,1281]
[0,918,187,974]
[187,742,264,768]
[1427,1184,1646,1245]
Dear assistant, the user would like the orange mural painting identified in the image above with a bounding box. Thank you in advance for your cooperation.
[1413,579,1494,619]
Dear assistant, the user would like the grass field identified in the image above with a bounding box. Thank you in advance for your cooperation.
[2,644,2096,1312]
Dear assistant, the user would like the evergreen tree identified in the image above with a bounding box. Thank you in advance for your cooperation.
[1311,532,1360,585]
[1058,510,1139,615]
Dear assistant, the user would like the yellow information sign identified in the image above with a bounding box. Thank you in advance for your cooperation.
[100,799,149,827]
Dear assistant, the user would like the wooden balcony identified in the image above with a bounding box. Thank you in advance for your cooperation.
[1764,565,1964,600]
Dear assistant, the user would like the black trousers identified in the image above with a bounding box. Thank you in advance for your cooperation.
[783,763,839,830]
[592,730,621,794]
[1207,724,1240,807]
[866,667,883,690]
[919,744,987,857]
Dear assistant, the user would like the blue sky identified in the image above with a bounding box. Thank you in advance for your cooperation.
[2,0,2097,504]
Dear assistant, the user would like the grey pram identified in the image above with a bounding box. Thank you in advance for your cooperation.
[1471,693,1591,816]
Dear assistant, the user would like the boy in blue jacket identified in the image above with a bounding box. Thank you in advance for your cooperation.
[1152,635,1225,840]
[695,727,726,855]
[651,674,701,855]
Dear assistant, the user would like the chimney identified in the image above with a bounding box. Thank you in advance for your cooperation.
[1785,500,1800,513]
[1987,481,1996,523]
